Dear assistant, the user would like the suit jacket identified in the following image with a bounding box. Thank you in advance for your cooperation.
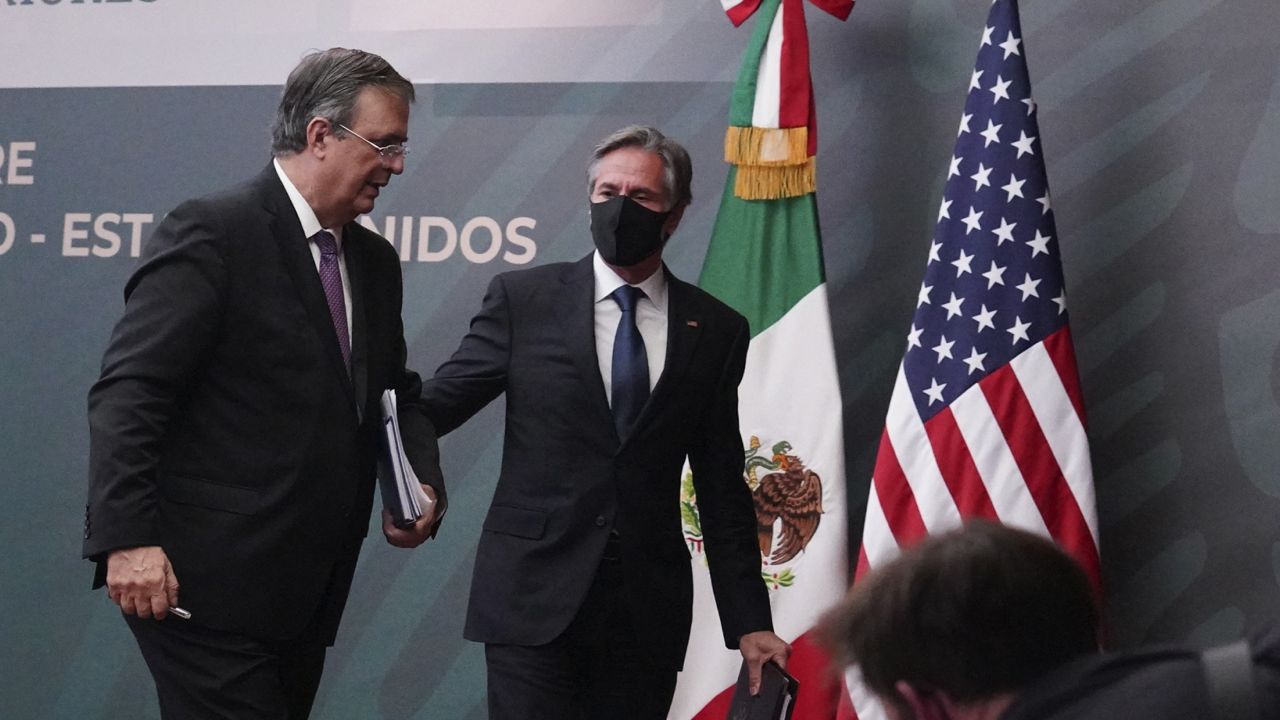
[83,164,443,644]
[423,254,772,669]
[1001,626,1280,720]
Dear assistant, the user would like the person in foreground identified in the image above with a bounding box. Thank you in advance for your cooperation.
[83,48,444,719]
[421,125,789,719]
[821,520,1280,720]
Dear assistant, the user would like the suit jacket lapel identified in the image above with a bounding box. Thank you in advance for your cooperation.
[630,270,700,437]
[343,228,370,417]
[260,166,358,412]
[557,256,615,434]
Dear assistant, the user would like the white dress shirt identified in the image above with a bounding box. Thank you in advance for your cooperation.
[273,159,353,331]
[593,250,668,408]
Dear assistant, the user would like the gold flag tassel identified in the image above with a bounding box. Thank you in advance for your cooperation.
[725,126,815,200]
[733,159,817,200]
[724,126,809,165]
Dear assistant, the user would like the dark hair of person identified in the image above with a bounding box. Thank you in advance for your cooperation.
[587,125,693,209]
[820,521,1100,711]
[271,47,415,156]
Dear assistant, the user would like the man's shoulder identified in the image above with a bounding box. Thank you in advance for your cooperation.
[492,256,586,290]
[346,220,399,268]
[167,169,276,226]
[668,272,747,327]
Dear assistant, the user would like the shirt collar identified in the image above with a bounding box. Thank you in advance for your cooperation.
[274,158,342,245]
[592,250,668,312]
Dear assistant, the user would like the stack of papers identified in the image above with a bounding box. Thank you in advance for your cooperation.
[377,389,434,529]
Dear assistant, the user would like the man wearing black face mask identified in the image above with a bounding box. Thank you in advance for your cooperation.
[421,125,788,719]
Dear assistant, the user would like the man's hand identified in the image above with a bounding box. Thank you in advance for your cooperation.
[382,484,441,548]
[105,546,180,620]
[739,630,791,695]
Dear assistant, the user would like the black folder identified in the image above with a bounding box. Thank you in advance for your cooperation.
[727,660,799,720]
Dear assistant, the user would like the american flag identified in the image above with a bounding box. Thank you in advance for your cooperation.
[842,1,1100,717]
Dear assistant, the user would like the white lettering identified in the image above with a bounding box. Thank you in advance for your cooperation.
[5,142,35,185]
[91,213,122,257]
[121,213,152,257]
[460,217,502,264]
[503,217,537,265]
[418,217,457,262]
[358,214,539,264]
[0,213,13,255]
[60,212,152,257]
[62,213,91,257]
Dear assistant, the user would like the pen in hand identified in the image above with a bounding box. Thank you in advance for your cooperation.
[169,607,192,620]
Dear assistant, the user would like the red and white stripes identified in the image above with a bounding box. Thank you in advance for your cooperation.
[847,326,1098,720]
[858,326,1099,584]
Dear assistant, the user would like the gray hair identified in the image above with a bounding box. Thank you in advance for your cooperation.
[271,48,415,156]
[587,125,692,209]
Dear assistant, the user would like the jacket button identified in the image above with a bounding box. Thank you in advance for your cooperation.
[595,515,607,527]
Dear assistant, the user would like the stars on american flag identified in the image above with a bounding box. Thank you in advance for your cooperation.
[962,206,984,234]
[972,304,998,332]
[1002,174,1025,201]
[971,162,994,189]
[992,217,1017,245]
[963,347,988,375]
[903,1,1069,418]
[979,120,1003,147]
[982,261,1007,289]
[998,31,1022,59]
[989,75,1012,103]
[1012,130,1036,158]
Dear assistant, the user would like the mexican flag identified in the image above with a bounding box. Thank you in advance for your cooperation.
[669,1,852,717]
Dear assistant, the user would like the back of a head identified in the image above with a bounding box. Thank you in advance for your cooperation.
[823,521,1100,709]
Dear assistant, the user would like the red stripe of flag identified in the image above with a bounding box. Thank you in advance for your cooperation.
[978,365,1101,583]
[724,0,765,27]
[922,407,1000,520]
[855,545,871,581]
[871,429,929,546]
[809,0,856,21]
[779,0,813,130]
[1043,326,1088,428]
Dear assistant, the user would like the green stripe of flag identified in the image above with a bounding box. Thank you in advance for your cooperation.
[698,166,826,337]
[729,0,782,127]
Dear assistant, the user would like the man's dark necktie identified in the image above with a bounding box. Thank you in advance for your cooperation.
[610,285,650,438]
[313,230,351,370]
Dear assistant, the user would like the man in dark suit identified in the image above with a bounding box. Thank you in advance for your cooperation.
[422,125,789,719]
[83,48,444,720]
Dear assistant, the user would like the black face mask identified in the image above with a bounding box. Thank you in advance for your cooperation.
[589,195,671,267]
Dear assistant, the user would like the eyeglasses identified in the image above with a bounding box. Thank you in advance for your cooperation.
[336,123,410,162]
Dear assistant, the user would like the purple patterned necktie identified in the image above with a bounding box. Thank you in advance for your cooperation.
[313,230,351,370]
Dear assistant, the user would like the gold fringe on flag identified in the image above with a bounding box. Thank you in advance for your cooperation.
[733,158,817,200]
[724,126,809,165]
